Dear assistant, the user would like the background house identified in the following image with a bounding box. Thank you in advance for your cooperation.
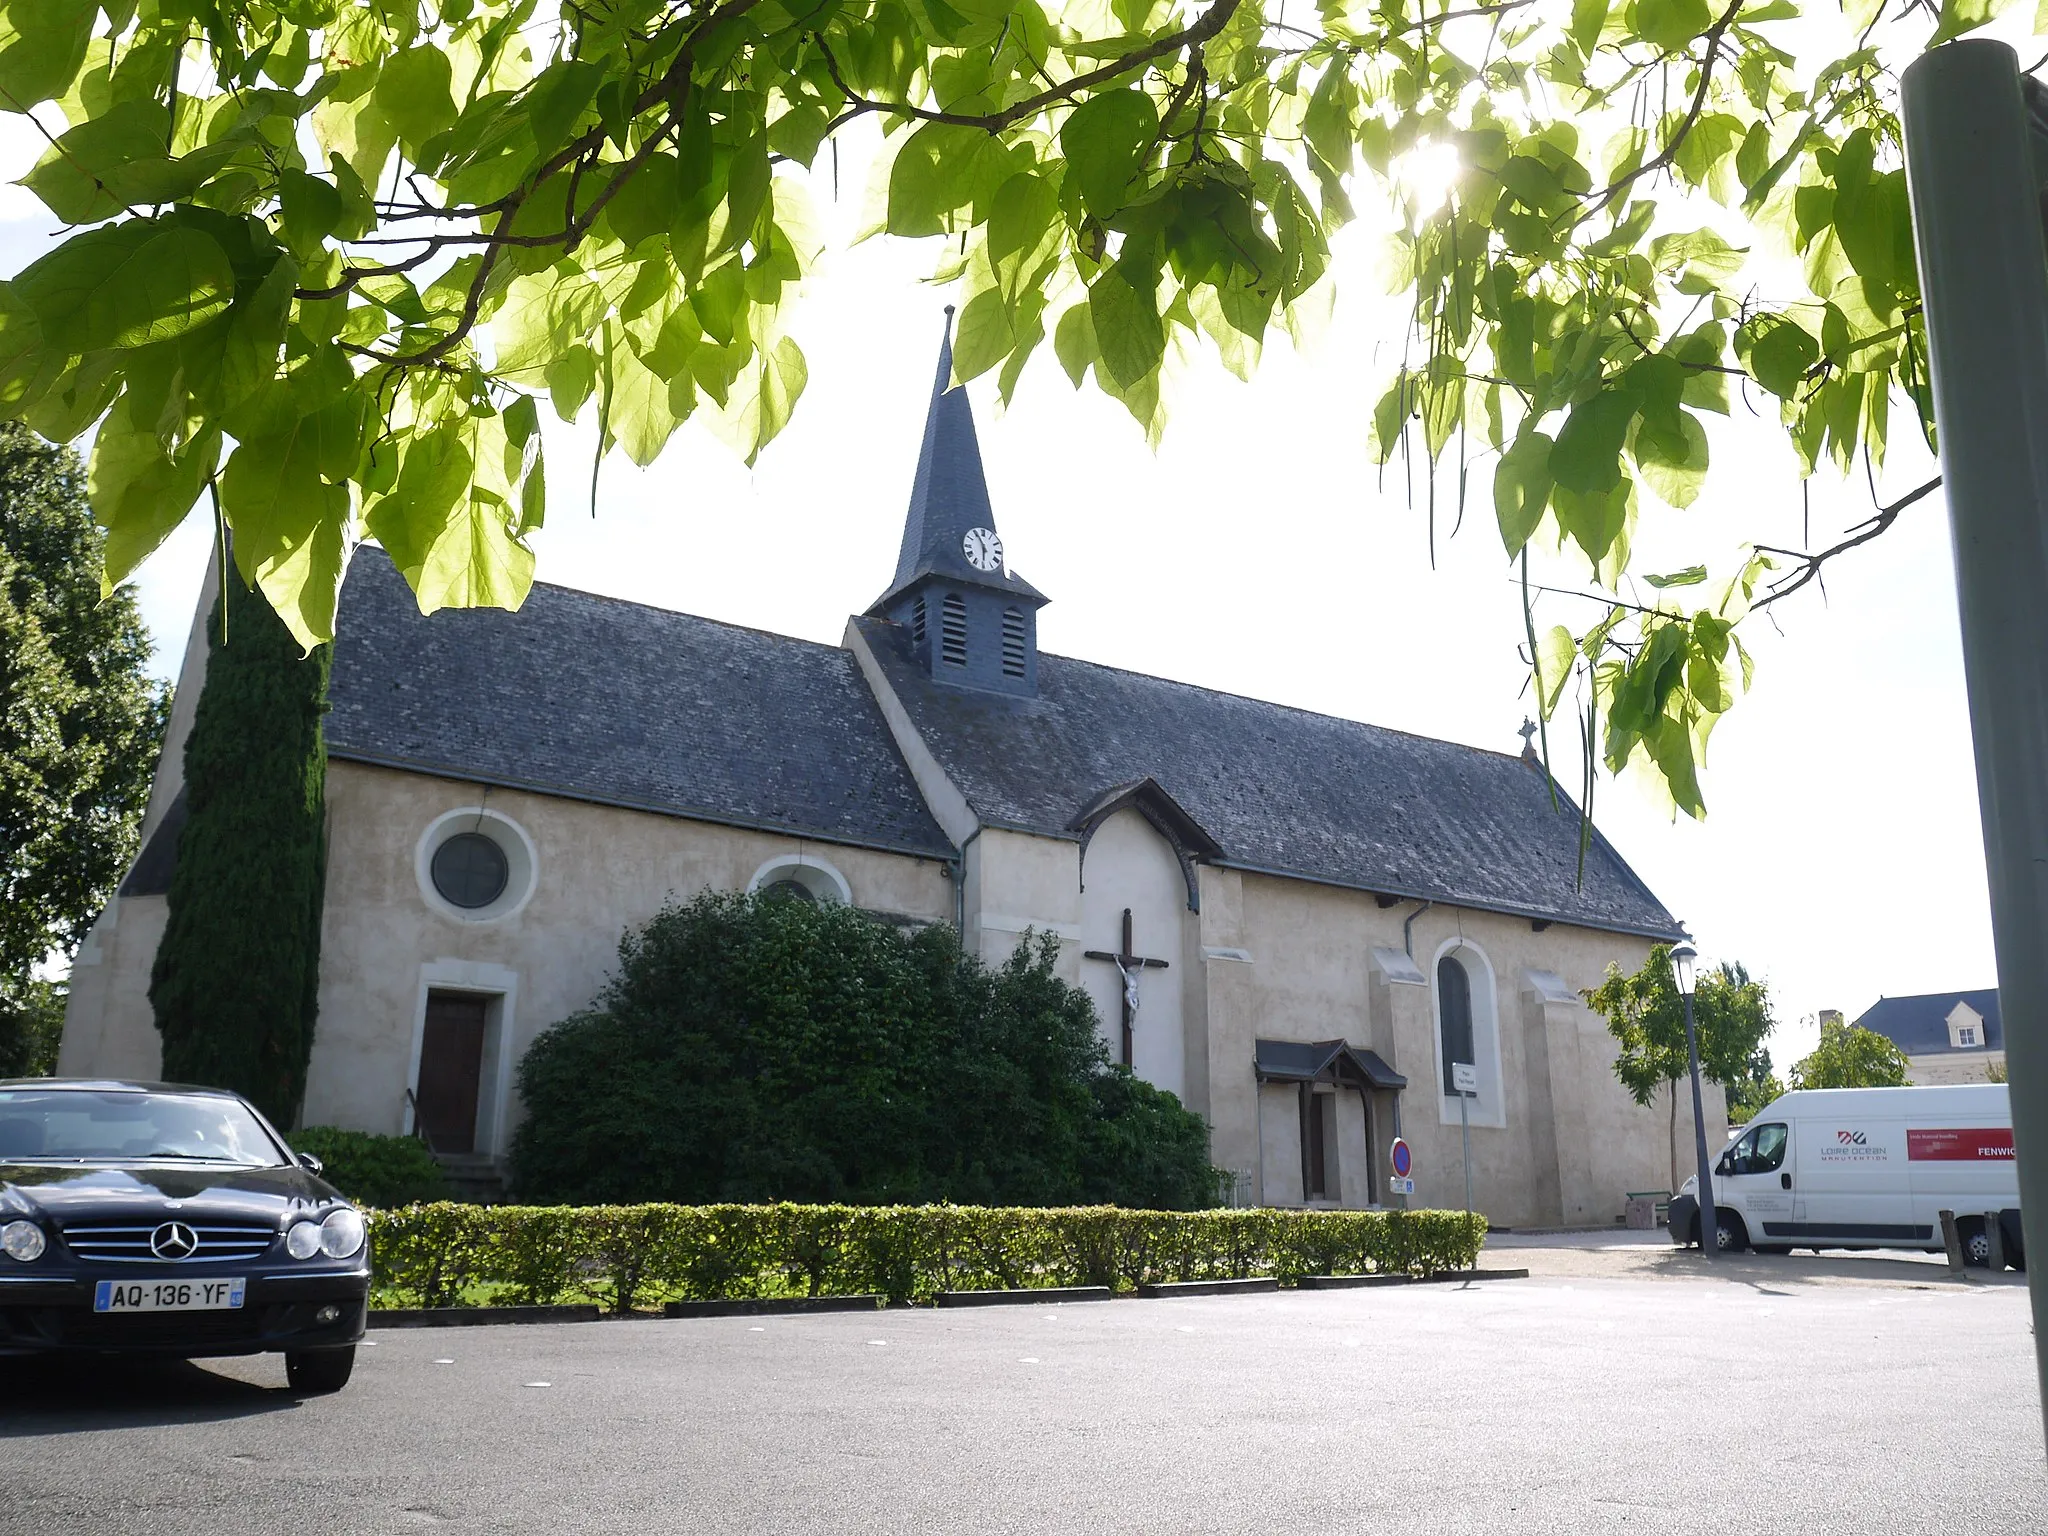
[1851,990,2005,1084]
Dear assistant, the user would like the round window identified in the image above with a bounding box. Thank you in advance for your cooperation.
[430,831,510,910]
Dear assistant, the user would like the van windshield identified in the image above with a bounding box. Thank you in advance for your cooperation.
[0,1090,286,1167]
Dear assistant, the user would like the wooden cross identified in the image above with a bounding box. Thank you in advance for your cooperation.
[1084,907,1170,1068]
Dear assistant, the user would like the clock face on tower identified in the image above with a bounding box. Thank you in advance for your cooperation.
[962,527,1004,572]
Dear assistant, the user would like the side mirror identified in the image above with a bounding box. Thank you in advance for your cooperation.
[298,1152,325,1176]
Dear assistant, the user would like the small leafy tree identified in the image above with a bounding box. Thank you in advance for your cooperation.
[150,576,331,1128]
[1723,1049,1784,1124]
[0,424,166,1005]
[0,978,66,1079]
[1790,1018,1910,1089]
[511,890,1219,1208]
[1585,947,1774,1190]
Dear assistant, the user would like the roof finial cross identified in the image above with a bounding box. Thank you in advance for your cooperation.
[1518,717,1539,749]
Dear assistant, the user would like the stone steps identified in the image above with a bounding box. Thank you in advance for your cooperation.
[433,1152,507,1205]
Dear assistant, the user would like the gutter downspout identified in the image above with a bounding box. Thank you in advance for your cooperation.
[1402,898,1435,959]
[947,826,984,950]
[1394,899,1433,1145]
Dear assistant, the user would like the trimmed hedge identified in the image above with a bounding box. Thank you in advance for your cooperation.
[364,1203,1488,1312]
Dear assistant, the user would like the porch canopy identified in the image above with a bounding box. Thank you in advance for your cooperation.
[1253,1038,1407,1092]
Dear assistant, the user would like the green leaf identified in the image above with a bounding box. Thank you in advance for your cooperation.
[1570,0,1611,50]
[608,342,684,466]
[1550,389,1635,495]
[1060,89,1158,219]
[16,222,236,355]
[219,422,352,650]
[279,169,345,255]
[375,48,459,157]
[0,0,96,111]
[1053,301,1097,387]
[1735,314,1819,397]
[527,59,604,158]
[1628,0,1711,52]
[1931,0,2015,45]
[0,280,42,414]
[545,344,597,421]
[951,287,1013,384]
[365,427,473,586]
[1643,566,1708,589]
[21,99,167,224]
[414,498,535,616]
[88,394,218,587]
[1495,429,1554,557]
[711,335,807,466]
[1087,265,1165,389]
[1632,408,1709,508]
[1535,625,1576,716]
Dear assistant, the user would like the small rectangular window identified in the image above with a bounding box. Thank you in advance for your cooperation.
[1960,1027,1977,1046]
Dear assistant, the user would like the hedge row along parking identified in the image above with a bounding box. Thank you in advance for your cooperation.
[365,1202,1490,1311]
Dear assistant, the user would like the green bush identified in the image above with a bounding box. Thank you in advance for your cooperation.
[0,980,64,1078]
[364,1202,1489,1311]
[292,1127,449,1208]
[511,892,1219,1209]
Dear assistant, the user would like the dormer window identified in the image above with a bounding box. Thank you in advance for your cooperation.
[1947,1002,1986,1050]
[1959,1026,1977,1047]
[1001,607,1026,678]
[940,593,967,666]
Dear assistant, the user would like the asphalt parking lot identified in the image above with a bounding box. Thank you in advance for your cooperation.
[1,1240,2040,1535]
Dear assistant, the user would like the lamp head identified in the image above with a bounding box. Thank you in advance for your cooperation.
[1668,941,1698,998]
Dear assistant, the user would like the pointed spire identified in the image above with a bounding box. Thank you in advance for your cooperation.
[870,308,1045,613]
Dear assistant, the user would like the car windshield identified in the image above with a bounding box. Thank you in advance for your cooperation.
[0,1090,286,1166]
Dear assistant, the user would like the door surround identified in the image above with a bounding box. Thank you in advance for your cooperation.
[404,959,520,1158]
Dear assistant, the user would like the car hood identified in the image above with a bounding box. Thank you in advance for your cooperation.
[0,1161,340,1223]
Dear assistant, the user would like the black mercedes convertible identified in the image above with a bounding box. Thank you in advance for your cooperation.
[0,1079,370,1392]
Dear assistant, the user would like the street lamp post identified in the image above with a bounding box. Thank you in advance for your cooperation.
[1669,942,1717,1257]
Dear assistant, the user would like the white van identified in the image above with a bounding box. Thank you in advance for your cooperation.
[1668,1084,2022,1268]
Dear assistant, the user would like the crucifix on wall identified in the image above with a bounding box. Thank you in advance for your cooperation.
[1084,907,1169,1068]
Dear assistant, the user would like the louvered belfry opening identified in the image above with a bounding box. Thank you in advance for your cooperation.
[1001,607,1027,677]
[911,597,926,647]
[940,593,968,666]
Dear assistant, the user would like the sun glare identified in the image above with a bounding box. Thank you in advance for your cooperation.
[1391,141,1462,220]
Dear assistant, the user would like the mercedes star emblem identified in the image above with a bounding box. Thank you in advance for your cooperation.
[149,1221,199,1260]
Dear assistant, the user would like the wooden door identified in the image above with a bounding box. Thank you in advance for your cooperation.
[416,992,488,1154]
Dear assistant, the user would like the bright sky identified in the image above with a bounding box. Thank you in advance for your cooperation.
[0,17,2016,1077]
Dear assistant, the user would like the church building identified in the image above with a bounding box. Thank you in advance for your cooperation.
[61,320,1720,1225]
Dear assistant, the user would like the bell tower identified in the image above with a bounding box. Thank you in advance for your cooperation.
[868,309,1047,697]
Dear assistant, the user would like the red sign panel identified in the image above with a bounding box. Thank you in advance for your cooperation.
[1906,1128,2015,1162]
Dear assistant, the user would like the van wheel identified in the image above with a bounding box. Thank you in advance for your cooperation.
[1959,1218,1993,1269]
[1714,1211,1749,1253]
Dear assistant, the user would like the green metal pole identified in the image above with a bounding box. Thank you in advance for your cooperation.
[1901,38,2048,1431]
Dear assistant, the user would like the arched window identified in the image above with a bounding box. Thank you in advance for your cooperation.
[1437,954,1475,1095]
[1000,607,1027,677]
[940,593,968,666]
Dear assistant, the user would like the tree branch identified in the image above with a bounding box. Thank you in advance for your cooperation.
[1752,475,1942,612]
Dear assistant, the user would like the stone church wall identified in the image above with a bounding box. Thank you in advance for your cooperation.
[299,762,955,1148]
[1198,870,1723,1227]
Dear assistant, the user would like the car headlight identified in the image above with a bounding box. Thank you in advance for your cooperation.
[285,1220,323,1260]
[319,1208,365,1260]
[0,1220,43,1262]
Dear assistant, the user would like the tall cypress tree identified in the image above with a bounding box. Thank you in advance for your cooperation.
[151,572,330,1126]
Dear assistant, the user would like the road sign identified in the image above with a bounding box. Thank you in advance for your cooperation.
[1389,1137,1412,1178]
[1452,1062,1479,1095]
[1388,1177,1415,1196]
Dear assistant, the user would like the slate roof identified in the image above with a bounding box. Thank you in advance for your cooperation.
[869,311,1047,614]
[325,551,954,859]
[1853,990,2003,1056]
[853,616,1683,939]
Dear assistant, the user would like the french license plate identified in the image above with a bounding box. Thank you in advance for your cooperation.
[93,1277,246,1313]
